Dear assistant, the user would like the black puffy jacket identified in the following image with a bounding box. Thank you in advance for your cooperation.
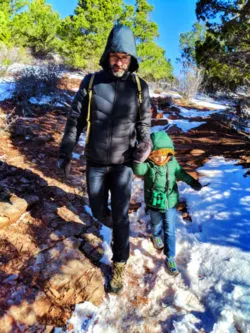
[60,25,151,165]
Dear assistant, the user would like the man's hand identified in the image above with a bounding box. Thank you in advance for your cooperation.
[192,180,202,191]
[133,141,152,163]
[57,158,71,178]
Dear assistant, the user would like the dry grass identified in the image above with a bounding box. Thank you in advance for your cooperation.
[0,107,18,138]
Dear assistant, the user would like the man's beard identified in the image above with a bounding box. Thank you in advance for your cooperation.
[110,64,128,78]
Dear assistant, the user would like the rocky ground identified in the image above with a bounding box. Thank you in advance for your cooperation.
[0,77,249,332]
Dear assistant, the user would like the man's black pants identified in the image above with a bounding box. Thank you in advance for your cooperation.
[86,164,133,262]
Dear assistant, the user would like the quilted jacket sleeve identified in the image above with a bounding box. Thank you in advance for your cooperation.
[135,78,151,143]
[59,74,91,160]
[133,161,149,176]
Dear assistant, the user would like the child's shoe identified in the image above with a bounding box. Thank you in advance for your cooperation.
[165,257,179,276]
[151,235,164,250]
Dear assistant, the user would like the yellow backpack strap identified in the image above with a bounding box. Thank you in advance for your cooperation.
[86,73,95,143]
[134,73,142,119]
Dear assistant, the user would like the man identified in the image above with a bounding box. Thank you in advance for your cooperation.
[58,24,151,294]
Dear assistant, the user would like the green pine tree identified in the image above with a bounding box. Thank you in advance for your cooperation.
[59,0,123,69]
[0,0,28,46]
[179,22,206,65]
[12,0,61,56]
[195,0,250,92]
[0,1,12,46]
[120,0,173,81]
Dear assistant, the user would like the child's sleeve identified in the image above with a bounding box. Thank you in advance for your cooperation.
[132,162,149,176]
[174,158,200,188]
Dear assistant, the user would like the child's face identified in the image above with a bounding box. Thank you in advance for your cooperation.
[151,154,172,166]
[153,155,167,164]
[149,148,174,166]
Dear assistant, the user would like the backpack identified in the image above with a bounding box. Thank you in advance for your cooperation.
[85,73,143,143]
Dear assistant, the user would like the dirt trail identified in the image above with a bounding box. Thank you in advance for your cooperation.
[0,92,249,331]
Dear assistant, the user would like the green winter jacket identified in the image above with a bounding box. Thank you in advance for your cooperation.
[133,131,198,211]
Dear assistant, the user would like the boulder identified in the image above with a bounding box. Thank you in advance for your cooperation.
[21,237,105,308]
[0,196,28,229]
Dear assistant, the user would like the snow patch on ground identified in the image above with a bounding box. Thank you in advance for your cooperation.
[0,81,16,101]
[59,71,85,80]
[168,119,206,132]
[192,95,231,110]
[58,156,250,332]
[29,95,53,105]
[179,106,224,119]
[150,90,182,99]
[99,225,112,265]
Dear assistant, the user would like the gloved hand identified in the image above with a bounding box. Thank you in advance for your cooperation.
[133,141,152,163]
[57,158,71,178]
[192,180,202,191]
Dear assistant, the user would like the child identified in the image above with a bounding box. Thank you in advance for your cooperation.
[133,131,202,276]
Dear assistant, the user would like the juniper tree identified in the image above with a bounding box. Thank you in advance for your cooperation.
[59,0,123,69]
[195,0,250,92]
[0,0,28,46]
[12,0,61,56]
[134,0,173,81]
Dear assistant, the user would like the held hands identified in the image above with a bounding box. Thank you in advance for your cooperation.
[192,180,202,191]
[57,158,71,179]
[133,140,152,163]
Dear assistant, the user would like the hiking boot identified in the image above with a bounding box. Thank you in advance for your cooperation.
[109,262,126,294]
[165,257,179,276]
[151,235,164,250]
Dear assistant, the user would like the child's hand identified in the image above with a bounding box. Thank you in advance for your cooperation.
[192,180,202,191]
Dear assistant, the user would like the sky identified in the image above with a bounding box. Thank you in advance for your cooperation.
[45,0,198,75]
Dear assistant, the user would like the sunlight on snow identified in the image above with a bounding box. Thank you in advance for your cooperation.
[59,156,250,333]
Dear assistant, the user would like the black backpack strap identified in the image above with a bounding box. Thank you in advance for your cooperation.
[133,73,143,120]
[86,73,95,143]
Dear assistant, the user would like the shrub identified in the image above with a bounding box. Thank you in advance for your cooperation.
[0,107,18,138]
[14,64,61,100]
[13,64,62,115]
[0,44,32,67]
[177,62,203,100]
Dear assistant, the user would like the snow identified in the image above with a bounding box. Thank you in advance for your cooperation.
[72,152,81,160]
[52,89,250,332]
[29,95,53,105]
[179,106,223,119]
[150,90,182,99]
[191,97,229,110]
[0,81,16,101]
[167,119,206,132]
[59,156,250,332]
[151,125,168,133]
[78,132,87,147]
[59,71,85,80]
[29,93,74,106]
[219,111,250,136]
[99,225,112,265]
[1,73,250,332]
[176,157,250,330]
[150,119,207,134]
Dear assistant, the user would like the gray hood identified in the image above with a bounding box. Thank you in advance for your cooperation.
[99,24,139,72]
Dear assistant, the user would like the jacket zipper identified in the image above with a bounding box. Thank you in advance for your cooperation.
[107,80,117,163]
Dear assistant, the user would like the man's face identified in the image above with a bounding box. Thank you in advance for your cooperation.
[109,52,131,78]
